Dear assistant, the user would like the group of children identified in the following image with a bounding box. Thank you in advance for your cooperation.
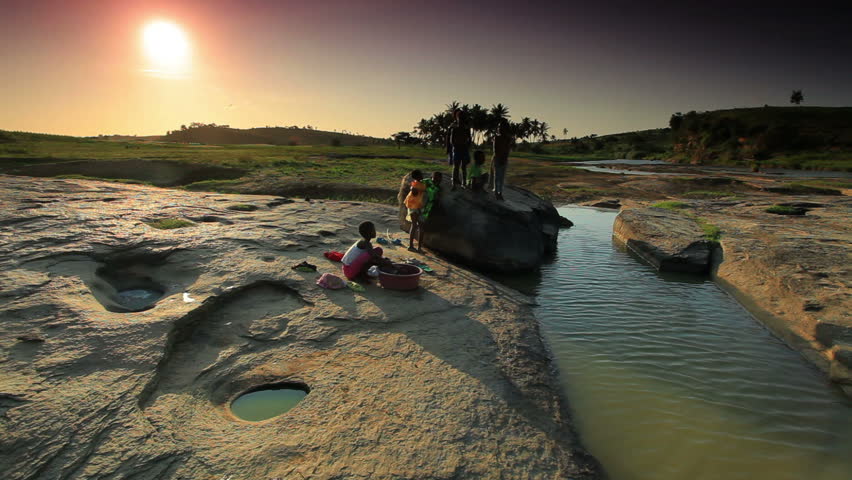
[340,169,441,281]
[447,110,512,200]
[340,117,512,280]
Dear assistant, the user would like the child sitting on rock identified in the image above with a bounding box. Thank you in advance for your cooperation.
[342,221,388,281]
[467,151,488,192]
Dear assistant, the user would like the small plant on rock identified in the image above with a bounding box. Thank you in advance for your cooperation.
[146,218,195,230]
[226,204,259,211]
[651,201,689,210]
[766,205,806,215]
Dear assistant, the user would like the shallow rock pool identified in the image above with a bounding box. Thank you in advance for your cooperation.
[230,385,308,422]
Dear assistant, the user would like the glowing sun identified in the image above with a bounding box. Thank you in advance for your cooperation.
[142,21,190,69]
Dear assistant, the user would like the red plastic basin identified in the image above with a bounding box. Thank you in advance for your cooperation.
[378,264,423,290]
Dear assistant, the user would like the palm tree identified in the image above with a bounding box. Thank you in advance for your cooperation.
[483,103,509,143]
[539,121,550,143]
[489,103,510,120]
[520,117,532,143]
[445,101,461,115]
[468,104,489,145]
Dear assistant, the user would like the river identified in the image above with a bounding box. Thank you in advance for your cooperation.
[523,206,852,480]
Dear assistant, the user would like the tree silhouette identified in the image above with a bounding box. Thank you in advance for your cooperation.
[538,121,550,142]
[790,90,804,105]
[489,103,510,121]
[412,102,548,147]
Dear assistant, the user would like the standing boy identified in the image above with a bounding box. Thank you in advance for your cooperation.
[446,110,472,190]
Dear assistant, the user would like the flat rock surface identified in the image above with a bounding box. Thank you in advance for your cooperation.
[613,207,712,273]
[0,175,600,479]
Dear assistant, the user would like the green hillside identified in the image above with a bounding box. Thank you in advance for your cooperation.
[668,107,852,170]
[539,128,672,161]
[535,107,852,171]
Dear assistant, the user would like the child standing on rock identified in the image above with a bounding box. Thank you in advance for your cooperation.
[404,170,442,253]
[404,170,426,252]
[342,221,388,281]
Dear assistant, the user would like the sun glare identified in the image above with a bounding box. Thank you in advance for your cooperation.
[142,21,190,73]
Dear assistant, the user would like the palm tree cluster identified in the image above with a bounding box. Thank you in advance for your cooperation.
[412,101,551,147]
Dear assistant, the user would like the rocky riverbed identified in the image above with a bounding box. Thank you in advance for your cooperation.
[0,175,600,479]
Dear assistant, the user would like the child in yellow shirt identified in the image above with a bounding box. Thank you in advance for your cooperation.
[404,170,427,252]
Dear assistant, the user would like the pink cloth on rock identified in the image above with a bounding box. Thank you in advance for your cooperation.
[316,273,346,289]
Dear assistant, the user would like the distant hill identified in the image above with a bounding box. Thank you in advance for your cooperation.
[542,106,852,171]
[162,125,392,147]
[0,130,85,143]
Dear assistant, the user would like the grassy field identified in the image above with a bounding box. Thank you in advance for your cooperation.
[1,128,847,205]
[0,130,584,203]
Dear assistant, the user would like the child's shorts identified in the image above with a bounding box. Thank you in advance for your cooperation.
[406,208,421,222]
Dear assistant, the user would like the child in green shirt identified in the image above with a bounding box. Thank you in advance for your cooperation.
[467,150,488,192]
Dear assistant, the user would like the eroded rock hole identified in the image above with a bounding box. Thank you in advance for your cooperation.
[230,382,309,422]
[93,265,166,312]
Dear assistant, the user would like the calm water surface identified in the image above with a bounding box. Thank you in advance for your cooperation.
[532,206,852,480]
[231,387,307,422]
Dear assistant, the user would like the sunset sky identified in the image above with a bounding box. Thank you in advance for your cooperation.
[1,0,851,139]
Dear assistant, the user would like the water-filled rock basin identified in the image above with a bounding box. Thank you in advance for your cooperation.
[230,384,309,422]
[115,288,164,312]
[379,264,422,290]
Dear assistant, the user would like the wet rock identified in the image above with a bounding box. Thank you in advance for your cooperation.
[15,333,44,343]
[590,199,621,209]
[266,198,295,207]
[0,175,600,479]
[613,207,712,273]
[803,301,824,312]
[778,202,824,209]
[815,322,852,348]
[559,216,574,228]
[397,174,561,272]
[835,346,852,369]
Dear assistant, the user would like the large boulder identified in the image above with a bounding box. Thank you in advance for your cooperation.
[397,175,561,272]
[613,207,713,273]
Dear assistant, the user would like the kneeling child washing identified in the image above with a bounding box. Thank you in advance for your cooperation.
[342,221,388,281]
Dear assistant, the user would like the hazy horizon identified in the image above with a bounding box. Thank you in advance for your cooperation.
[2,0,851,139]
